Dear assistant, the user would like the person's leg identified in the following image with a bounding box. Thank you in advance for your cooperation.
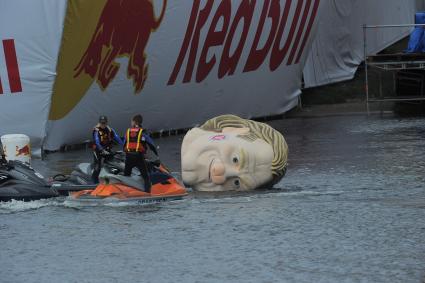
[91,151,102,183]
[124,153,135,176]
[136,153,151,193]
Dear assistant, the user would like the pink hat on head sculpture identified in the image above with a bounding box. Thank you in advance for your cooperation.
[181,115,288,191]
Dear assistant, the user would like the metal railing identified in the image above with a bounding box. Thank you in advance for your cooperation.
[363,23,425,114]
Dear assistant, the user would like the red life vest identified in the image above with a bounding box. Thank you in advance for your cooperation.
[93,126,112,149]
[125,127,146,153]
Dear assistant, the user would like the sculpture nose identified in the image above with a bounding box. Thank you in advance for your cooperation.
[210,160,226,185]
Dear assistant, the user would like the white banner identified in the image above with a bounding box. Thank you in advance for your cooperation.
[0,0,67,147]
[0,1,423,151]
[44,0,322,150]
[303,0,424,88]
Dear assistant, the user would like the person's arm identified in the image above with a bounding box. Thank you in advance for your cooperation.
[93,130,104,151]
[143,133,158,156]
[121,129,127,149]
[111,128,124,146]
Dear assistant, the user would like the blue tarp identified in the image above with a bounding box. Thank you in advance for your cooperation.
[406,12,425,53]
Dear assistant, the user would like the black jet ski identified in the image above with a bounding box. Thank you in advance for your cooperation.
[51,151,133,190]
[52,152,167,189]
[0,160,59,202]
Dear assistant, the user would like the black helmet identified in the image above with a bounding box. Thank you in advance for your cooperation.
[99,115,108,123]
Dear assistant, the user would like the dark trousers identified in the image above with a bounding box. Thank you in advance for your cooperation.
[91,150,110,183]
[124,152,151,193]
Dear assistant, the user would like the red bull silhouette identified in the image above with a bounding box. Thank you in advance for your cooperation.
[15,145,30,156]
[74,0,167,92]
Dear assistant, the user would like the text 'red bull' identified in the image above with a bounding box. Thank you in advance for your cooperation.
[168,0,320,85]
[74,0,167,92]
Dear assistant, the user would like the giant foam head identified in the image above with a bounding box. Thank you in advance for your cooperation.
[181,115,288,191]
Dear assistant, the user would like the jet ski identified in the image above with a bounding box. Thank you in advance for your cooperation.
[53,151,128,188]
[53,152,187,203]
[0,160,59,202]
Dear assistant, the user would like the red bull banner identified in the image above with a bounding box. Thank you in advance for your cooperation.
[0,0,67,146]
[1,0,419,150]
[44,0,323,149]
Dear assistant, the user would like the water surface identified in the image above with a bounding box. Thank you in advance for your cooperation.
[1,115,425,283]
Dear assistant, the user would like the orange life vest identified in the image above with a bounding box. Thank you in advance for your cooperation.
[93,126,113,149]
[125,127,146,153]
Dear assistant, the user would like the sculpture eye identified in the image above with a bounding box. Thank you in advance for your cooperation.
[233,179,240,188]
[232,157,239,164]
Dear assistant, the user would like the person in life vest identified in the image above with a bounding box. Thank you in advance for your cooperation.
[92,115,124,183]
[0,142,13,170]
[123,114,158,193]
[0,142,7,166]
[0,142,4,160]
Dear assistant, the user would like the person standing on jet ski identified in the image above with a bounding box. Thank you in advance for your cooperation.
[92,115,124,183]
[123,114,158,193]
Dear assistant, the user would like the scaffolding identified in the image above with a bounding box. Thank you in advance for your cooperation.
[364,23,425,114]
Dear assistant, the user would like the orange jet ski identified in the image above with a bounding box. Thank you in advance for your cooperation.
[70,179,187,204]
[69,163,187,204]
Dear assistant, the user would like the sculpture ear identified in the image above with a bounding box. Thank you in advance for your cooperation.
[222,127,250,135]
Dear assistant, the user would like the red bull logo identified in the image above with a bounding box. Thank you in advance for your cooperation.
[49,0,168,120]
[74,0,167,92]
[15,145,30,156]
[49,0,320,121]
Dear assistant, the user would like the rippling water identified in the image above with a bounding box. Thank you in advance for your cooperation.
[1,115,425,283]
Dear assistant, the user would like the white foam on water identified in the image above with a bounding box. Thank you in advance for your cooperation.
[0,199,58,214]
[62,198,99,208]
[0,197,143,212]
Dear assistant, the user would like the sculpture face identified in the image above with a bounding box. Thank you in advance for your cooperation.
[182,128,275,191]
